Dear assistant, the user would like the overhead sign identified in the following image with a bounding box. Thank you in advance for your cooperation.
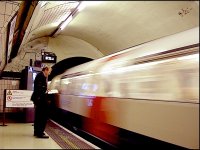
[41,52,57,63]
[5,90,34,108]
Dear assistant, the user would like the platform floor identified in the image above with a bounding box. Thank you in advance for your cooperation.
[0,120,99,149]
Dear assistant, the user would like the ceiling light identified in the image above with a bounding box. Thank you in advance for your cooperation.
[177,54,199,61]
[40,1,47,7]
[78,1,103,11]
[60,15,73,30]
[83,1,103,6]
[54,1,69,5]
[78,3,86,11]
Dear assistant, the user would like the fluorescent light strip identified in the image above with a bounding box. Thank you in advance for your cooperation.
[60,15,73,30]
[78,1,103,11]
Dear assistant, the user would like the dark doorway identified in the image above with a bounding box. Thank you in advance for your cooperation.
[48,57,93,81]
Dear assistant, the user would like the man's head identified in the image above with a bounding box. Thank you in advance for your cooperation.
[42,66,52,77]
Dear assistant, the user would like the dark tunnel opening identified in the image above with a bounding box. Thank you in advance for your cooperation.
[48,57,93,81]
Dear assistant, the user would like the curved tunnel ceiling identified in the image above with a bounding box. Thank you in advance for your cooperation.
[60,1,199,55]
[30,1,199,55]
[3,1,199,73]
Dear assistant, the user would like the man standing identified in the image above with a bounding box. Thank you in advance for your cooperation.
[31,66,52,138]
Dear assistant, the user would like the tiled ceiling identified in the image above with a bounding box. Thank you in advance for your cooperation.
[35,1,79,30]
[0,1,21,34]
[19,1,80,53]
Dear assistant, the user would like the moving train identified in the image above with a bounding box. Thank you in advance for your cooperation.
[48,27,199,149]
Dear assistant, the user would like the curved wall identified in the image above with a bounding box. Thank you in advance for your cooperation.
[48,35,103,62]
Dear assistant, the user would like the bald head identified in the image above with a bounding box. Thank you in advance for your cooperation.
[42,66,52,77]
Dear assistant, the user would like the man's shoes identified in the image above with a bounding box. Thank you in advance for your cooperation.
[34,132,49,138]
[34,132,45,136]
[36,135,49,139]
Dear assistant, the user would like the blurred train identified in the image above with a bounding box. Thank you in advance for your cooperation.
[48,27,199,149]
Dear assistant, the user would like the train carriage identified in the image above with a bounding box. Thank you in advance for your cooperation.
[49,27,199,149]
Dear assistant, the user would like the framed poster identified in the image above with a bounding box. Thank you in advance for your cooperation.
[6,12,17,64]
[0,34,2,66]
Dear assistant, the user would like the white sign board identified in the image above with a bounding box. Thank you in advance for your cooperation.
[6,90,34,108]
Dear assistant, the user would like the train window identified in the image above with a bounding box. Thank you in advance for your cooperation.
[111,52,199,103]
[60,74,99,96]
[58,50,198,104]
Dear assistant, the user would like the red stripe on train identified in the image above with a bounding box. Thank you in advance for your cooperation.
[83,96,119,145]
